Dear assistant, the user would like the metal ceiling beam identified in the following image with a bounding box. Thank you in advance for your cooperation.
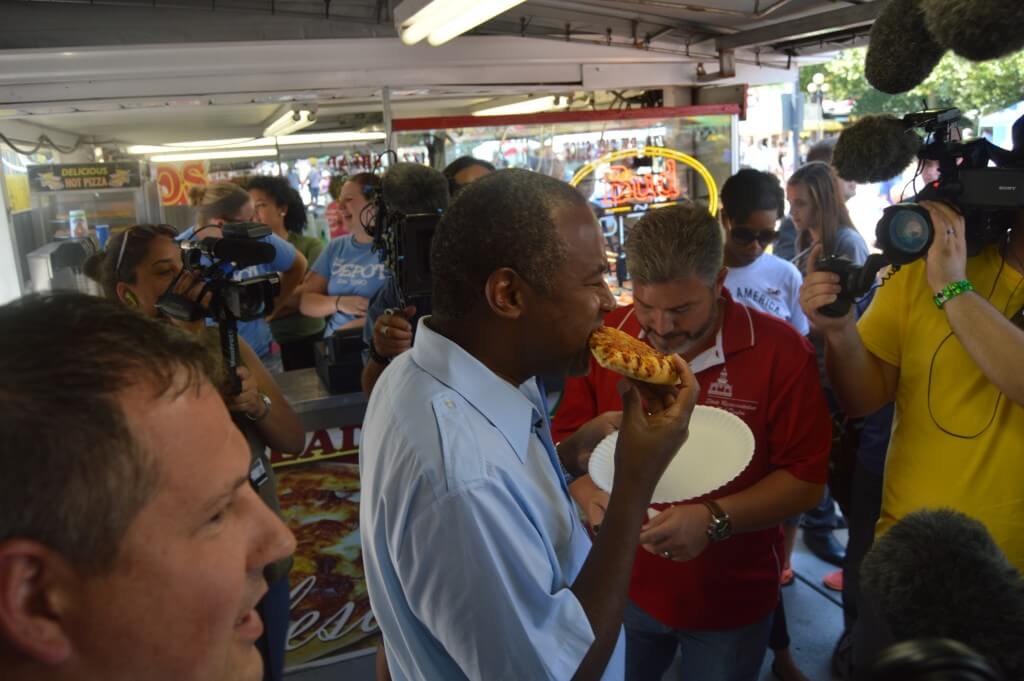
[526,0,732,38]
[714,0,886,50]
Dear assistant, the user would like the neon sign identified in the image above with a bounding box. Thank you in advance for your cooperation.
[601,158,681,209]
[570,146,719,216]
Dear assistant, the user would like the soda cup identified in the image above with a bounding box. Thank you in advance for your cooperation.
[95,224,110,249]
[68,209,89,238]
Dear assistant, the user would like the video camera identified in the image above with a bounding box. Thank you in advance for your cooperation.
[369,164,447,310]
[157,221,280,392]
[818,108,1024,317]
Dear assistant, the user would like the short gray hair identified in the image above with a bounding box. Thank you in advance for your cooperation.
[624,202,724,285]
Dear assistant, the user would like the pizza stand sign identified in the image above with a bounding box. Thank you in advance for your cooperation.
[271,425,380,671]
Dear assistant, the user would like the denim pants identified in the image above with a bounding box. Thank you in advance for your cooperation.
[624,600,773,681]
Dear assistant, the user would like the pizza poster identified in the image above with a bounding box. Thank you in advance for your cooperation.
[271,425,381,670]
[27,163,142,192]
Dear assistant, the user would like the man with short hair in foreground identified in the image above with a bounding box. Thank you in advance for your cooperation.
[0,293,296,681]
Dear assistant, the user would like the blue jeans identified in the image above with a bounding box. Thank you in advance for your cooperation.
[624,600,773,681]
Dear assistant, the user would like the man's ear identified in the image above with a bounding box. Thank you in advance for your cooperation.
[714,267,729,295]
[0,541,77,665]
[483,267,527,321]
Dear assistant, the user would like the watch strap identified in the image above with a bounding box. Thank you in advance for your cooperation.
[701,498,732,542]
[246,392,272,422]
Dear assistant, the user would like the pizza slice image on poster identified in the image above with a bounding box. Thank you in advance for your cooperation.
[271,427,380,670]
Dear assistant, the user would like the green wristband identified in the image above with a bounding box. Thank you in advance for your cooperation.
[933,280,974,309]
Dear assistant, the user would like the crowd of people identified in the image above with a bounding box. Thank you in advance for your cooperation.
[2,138,1023,681]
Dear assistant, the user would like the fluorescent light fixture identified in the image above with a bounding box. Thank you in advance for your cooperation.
[276,131,386,145]
[129,131,387,156]
[149,148,277,163]
[397,0,526,47]
[263,109,316,137]
[472,96,567,117]
[127,139,270,154]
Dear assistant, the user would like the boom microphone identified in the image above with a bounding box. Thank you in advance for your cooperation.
[922,0,1024,62]
[832,115,922,183]
[865,0,946,94]
[198,237,276,266]
[382,162,449,215]
[860,509,1024,680]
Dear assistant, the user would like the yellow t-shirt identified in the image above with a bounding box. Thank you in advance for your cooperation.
[858,244,1024,570]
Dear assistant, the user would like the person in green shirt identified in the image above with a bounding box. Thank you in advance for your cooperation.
[249,175,326,371]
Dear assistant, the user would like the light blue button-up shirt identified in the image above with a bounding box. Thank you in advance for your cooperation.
[359,318,625,681]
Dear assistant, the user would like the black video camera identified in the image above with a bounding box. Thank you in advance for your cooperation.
[818,108,1024,317]
[371,194,442,310]
[157,221,281,392]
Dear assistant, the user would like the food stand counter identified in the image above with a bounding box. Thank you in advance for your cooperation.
[272,368,377,681]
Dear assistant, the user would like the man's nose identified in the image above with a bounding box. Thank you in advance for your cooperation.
[599,282,617,312]
[249,488,297,571]
[650,311,674,336]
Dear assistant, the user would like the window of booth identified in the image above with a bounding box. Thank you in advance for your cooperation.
[394,105,738,304]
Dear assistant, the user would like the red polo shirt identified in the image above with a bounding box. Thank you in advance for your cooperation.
[552,292,831,630]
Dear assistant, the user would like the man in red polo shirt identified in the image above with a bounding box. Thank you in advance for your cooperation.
[553,202,832,681]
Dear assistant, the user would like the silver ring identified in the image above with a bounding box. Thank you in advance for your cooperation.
[947,228,955,236]
[383,326,390,338]
[662,550,671,559]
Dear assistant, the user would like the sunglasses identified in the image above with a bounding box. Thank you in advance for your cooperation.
[114,224,178,280]
[731,227,779,247]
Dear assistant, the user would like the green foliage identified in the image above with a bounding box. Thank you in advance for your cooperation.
[800,48,1024,122]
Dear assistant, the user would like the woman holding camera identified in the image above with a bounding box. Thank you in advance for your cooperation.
[300,172,388,335]
[180,181,308,373]
[84,224,303,681]
[786,161,869,272]
[248,175,326,370]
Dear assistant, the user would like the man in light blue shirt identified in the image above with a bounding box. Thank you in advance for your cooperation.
[360,169,698,681]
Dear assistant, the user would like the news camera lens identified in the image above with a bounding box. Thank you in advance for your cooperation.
[877,203,935,265]
[890,210,931,253]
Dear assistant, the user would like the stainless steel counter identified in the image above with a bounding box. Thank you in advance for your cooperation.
[275,368,368,432]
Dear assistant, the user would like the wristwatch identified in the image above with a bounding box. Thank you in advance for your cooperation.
[701,499,733,542]
[246,392,272,422]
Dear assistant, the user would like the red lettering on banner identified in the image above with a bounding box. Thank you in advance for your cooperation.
[270,426,361,467]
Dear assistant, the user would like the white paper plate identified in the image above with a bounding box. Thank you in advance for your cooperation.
[588,405,755,504]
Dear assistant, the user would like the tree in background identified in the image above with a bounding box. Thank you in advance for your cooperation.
[800,47,1024,125]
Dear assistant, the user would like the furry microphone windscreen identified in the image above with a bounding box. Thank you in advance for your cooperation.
[865,0,946,94]
[860,509,1024,679]
[923,0,1024,62]
[832,115,922,183]
[382,163,450,215]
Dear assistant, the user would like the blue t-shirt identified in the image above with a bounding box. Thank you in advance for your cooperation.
[311,235,388,336]
[176,226,298,358]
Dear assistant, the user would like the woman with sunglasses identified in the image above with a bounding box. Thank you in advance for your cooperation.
[722,168,810,336]
[84,224,303,681]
